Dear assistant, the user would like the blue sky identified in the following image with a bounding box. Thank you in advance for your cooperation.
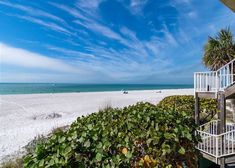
[0,0,235,84]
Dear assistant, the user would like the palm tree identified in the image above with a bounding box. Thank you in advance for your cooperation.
[203,28,235,71]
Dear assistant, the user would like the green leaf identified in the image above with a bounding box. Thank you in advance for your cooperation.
[164,133,175,139]
[84,140,91,147]
[146,138,153,145]
[39,159,44,167]
[97,142,102,149]
[126,151,132,159]
[64,146,72,154]
[87,124,93,130]
[178,147,186,155]
[59,137,66,143]
[93,134,98,141]
[78,137,84,143]
[124,137,129,143]
[72,133,77,140]
[95,153,103,162]
[48,159,54,166]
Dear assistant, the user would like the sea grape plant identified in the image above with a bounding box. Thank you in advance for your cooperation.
[157,95,217,123]
[24,102,200,167]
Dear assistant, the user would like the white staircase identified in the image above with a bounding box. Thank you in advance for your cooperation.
[197,120,235,163]
[194,59,235,164]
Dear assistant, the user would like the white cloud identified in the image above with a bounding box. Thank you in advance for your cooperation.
[14,15,72,35]
[51,2,127,43]
[2,0,217,83]
[0,43,79,73]
[0,1,65,23]
[49,2,89,21]
[51,2,125,42]
[172,0,192,5]
[188,11,197,18]
[129,0,148,14]
[76,0,104,9]
[161,25,178,47]
[45,45,96,59]
[120,27,137,41]
[74,20,124,41]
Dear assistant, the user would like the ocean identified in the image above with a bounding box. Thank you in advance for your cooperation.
[0,83,193,95]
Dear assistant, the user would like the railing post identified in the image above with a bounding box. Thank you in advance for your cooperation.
[199,73,201,92]
[221,157,225,168]
[195,92,200,124]
[218,92,226,158]
[227,65,229,87]
[216,135,218,157]
[232,60,234,83]
[194,73,196,95]
[216,71,219,92]
[219,93,226,134]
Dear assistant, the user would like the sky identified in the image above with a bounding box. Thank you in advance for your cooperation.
[0,0,235,84]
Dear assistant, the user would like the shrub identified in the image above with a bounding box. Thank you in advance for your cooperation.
[157,95,217,122]
[24,135,48,155]
[24,102,199,167]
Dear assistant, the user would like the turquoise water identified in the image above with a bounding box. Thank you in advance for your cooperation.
[0,83,193,95]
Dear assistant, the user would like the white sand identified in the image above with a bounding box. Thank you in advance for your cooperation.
[0,89,193,161]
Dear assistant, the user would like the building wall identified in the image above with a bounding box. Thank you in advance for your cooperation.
[221,0,235,12]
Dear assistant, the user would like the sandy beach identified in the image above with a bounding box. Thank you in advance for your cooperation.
[0,89,193,162]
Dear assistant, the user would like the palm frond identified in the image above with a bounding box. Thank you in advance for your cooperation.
[202,27,235,70]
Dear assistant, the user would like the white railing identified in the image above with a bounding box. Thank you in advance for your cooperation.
[194,59,235,93]
[197,130,218,156]
[197,120,235,161]
[194,71,218,92]
[218,59,235,90]
[198,120,219,134]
